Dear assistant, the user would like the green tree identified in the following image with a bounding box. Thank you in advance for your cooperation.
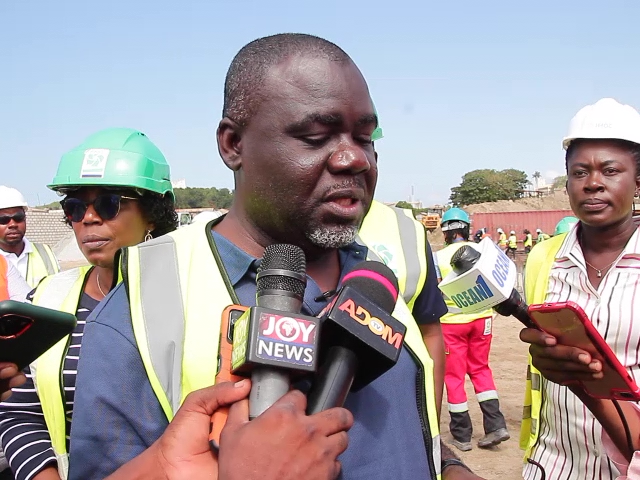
[395,201,413,209]
[553,175,567,189]
[449,169,528,206]
[173,187,234,209]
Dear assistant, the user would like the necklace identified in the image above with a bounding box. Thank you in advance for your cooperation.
[584,258,617,278]
[580,231,621,278]
[96,272,106,297]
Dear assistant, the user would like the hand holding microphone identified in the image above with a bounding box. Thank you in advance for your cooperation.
[438,238,536,328]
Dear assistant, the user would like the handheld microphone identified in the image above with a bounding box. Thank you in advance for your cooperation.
[231,244,321,418]
[438,238,536,328]
[306,261,406,414]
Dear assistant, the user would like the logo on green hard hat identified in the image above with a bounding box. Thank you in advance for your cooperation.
[80,149,110,178]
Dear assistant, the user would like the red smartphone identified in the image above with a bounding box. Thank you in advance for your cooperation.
[209,305,248,452]
[528,301,640,401]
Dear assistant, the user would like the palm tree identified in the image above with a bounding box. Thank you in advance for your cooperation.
[532,171,541,190]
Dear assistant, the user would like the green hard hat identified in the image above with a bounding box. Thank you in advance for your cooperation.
[441,207,470,231]
[372,102,383,142]
[554,216,579,236]
[48,127,174,199]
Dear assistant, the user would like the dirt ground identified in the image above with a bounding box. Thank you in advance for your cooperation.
[440,314,529,479]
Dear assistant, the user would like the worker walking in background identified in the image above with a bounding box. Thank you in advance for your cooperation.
[535,228,550,243]
[507,230,517,259]
[437,208,510,453]
[0,186,59,287]
[523,229,533,254]
[497,228,507,249]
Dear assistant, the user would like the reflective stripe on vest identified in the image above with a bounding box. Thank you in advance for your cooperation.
[358,200,427,310]
[31,266,90,480]
[125,217,441,478]
[436,242,493,324]
[519,234,566,458]
[0,257,8,301]
[27,243,60,288]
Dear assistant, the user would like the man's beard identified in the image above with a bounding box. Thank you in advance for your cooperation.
[306,224,359,249]
[2,234,23,246]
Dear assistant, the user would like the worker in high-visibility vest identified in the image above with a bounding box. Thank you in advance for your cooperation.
[437,208,509,453]
[497,228,507,248]
[506,230,517,259]
[523,229,533,253]
[0,186,59,288]
[535,228,550,243]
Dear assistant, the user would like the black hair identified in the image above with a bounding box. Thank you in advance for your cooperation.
[444,226,470,245]
[524,229,530,235]
[566,138,640,175]
[223,33,351,126]
[139,192,177,237]
[62,190,177,238]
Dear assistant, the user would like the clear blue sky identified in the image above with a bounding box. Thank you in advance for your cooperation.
[2,0,640,206]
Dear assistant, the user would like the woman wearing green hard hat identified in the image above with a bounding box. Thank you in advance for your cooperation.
[0,128,176,480]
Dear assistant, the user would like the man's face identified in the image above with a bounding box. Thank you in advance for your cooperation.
[0,207,26,251]
[235,55,378,251]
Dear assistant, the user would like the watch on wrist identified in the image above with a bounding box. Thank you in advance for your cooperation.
[441,457,473,473]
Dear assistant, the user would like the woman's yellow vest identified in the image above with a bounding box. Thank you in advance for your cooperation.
[30,266,91,480]
[520,233,567,459]
[26,243,60,288]
[121,201,442,478]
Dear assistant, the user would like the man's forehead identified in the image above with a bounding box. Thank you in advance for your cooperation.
[264,54,368,98]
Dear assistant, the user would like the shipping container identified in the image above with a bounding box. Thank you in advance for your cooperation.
[470,210,574,239]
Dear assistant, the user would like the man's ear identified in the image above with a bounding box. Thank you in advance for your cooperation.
[217,117,243,172]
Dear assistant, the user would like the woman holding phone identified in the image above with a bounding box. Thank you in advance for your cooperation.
[520,98,640,480]
[0,128,176,480]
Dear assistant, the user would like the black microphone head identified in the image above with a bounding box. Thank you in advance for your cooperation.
[341,261,399,313]
[257,244,306,298]
[450,245,481,275]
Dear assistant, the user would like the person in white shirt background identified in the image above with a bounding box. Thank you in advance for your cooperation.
[0,186,59,288]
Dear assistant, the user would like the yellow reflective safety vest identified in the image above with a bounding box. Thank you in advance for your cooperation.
[524,233,533,248]
[436,242,493,324]
[498,232,507,246]
[536,233,550,244]
[520,234,566,458]
[508,235,517,249]
[26,242,60,288]
[29,266,90,480]
[122,202,442,478]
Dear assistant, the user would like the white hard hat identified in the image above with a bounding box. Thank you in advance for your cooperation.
[563,98,640,150]
[510,230,516,235]
[497,228,504,233]
[536,228,542,233]
[0,186,28,210]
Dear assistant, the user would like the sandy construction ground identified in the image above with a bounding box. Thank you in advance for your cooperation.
[439,314,529,479]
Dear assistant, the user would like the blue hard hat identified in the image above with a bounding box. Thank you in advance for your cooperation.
[441,207,470,231]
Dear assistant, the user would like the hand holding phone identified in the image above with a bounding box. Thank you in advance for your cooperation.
[0,300,77,370]
[209,305,248,452]
[528,301,640,401]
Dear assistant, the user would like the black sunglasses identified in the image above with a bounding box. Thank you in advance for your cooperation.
[61,193,138,223]
[0,212,26,225]
[0,314,33,339]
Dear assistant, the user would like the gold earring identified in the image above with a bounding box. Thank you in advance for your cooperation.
[144,230,152,242]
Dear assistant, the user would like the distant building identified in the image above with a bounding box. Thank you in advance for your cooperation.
[172,179,187,189]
